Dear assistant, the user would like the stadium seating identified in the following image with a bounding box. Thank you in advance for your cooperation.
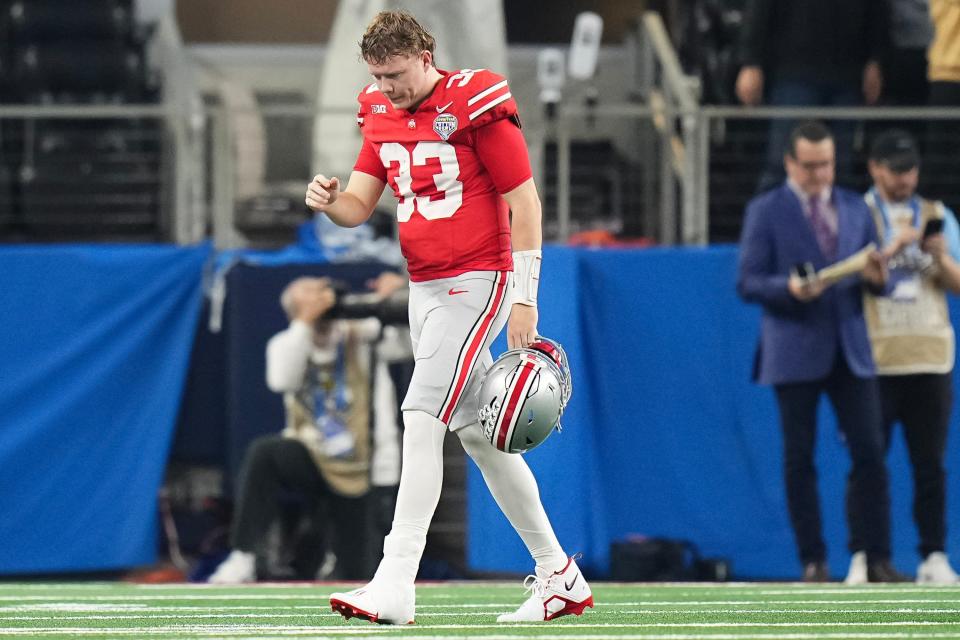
[14,43,148,101]
[8,0,133,42]
[18,118,162,239]
[2,0,163,242]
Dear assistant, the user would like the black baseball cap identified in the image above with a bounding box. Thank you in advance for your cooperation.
[869,129,920,173]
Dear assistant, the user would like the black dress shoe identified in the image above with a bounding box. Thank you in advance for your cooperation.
[802,560,830,582]
[867,559,910,582]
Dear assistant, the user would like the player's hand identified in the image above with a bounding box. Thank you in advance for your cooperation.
[305,174,340,211]
[862,61,883,106]
[862,250,888,287]
[923,233,947,262]
[507,304,538,349]
[735,66,764,106]
[788,275,825,302]
[884,226,921,259]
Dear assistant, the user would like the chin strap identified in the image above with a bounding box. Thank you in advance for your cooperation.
[512,249,542,306]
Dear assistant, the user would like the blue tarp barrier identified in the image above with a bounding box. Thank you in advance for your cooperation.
[0,244,210,574]
[468,246,960,579]
[2,242,958,578]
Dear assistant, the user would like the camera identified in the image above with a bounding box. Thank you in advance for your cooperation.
[326,280,409,325]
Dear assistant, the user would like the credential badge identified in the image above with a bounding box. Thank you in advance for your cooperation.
[433,113,458,140]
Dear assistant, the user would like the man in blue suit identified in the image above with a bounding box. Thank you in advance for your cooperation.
[738,121,907,582]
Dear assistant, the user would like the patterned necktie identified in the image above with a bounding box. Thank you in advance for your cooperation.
[808,195,837,261]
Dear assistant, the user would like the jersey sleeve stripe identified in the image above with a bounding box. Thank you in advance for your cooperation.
[468,92,512,121]
[467,79,508,106]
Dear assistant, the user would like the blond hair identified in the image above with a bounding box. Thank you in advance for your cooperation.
[359,10,436,65]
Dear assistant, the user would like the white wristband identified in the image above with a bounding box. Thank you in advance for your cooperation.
[512,249,542,306]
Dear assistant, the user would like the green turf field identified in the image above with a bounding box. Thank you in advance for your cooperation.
[1,581,959,638]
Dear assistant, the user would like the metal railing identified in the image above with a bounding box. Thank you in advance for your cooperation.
[0,104,192,242]
[610,11,960,246]
[6,12,960,250]
[700,106,960,242]
[18,101,952,250]
[635,11,706,245]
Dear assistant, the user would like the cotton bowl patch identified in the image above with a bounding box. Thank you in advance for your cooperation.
[433,113,458,140]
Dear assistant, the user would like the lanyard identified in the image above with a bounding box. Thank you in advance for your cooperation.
[866,188,921,246]
[310,341,350,416]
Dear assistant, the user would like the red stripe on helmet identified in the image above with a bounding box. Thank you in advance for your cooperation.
[496,359,537,451]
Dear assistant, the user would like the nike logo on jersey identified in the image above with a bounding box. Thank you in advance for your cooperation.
[436,101,454,113]
[448,288,468,295]
[564,572,579,591]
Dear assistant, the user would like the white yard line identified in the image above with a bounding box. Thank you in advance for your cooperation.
[2,621,960,632]
[341,636,960,640]
[3,624,960,638]
[0,633,326,638]
[1,593,958,603]
[736,588,960,595]
[291,636,960,640]
[5,607,960,621]
[0,626,387,636]
[0,595,323,601]
[1,600,956,609]
[584,600,960,606]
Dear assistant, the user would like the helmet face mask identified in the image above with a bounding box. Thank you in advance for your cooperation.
[477,336,572,454]
[527,336,572,406]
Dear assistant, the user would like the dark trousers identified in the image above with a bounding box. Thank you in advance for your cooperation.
[231,434,369,578]
[774,356,891,564]
[869,48,930,149]
[880,373,952,557]
[882,48,930,107]
[758,78,861,194]
[923,82,960,207]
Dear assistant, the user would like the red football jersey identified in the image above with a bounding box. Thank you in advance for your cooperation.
[353,69,532,282]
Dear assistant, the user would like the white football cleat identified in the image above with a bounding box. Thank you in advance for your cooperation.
[207,550,256,584]
[844,551,868,585]
[917,552,959,584]
[329,581,415,625]
[497,556,594,622]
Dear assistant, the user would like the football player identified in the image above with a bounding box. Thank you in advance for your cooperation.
[305,9,592,625]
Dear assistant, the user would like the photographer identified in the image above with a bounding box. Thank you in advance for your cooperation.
[850,131,960,584]
[209,275,406,583]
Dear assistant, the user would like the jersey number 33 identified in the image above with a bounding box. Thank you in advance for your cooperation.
[379,141,463,222]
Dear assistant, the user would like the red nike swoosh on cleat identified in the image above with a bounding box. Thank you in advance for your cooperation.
[448,288,468,295]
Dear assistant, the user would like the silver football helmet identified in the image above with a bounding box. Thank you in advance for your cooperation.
[477,336,573,454]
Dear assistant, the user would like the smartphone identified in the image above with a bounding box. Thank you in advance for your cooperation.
[923,218,945,238]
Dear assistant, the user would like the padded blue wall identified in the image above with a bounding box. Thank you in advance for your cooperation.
[468,246,960,580]
[0,244,209,574]
[2,243,957,579]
